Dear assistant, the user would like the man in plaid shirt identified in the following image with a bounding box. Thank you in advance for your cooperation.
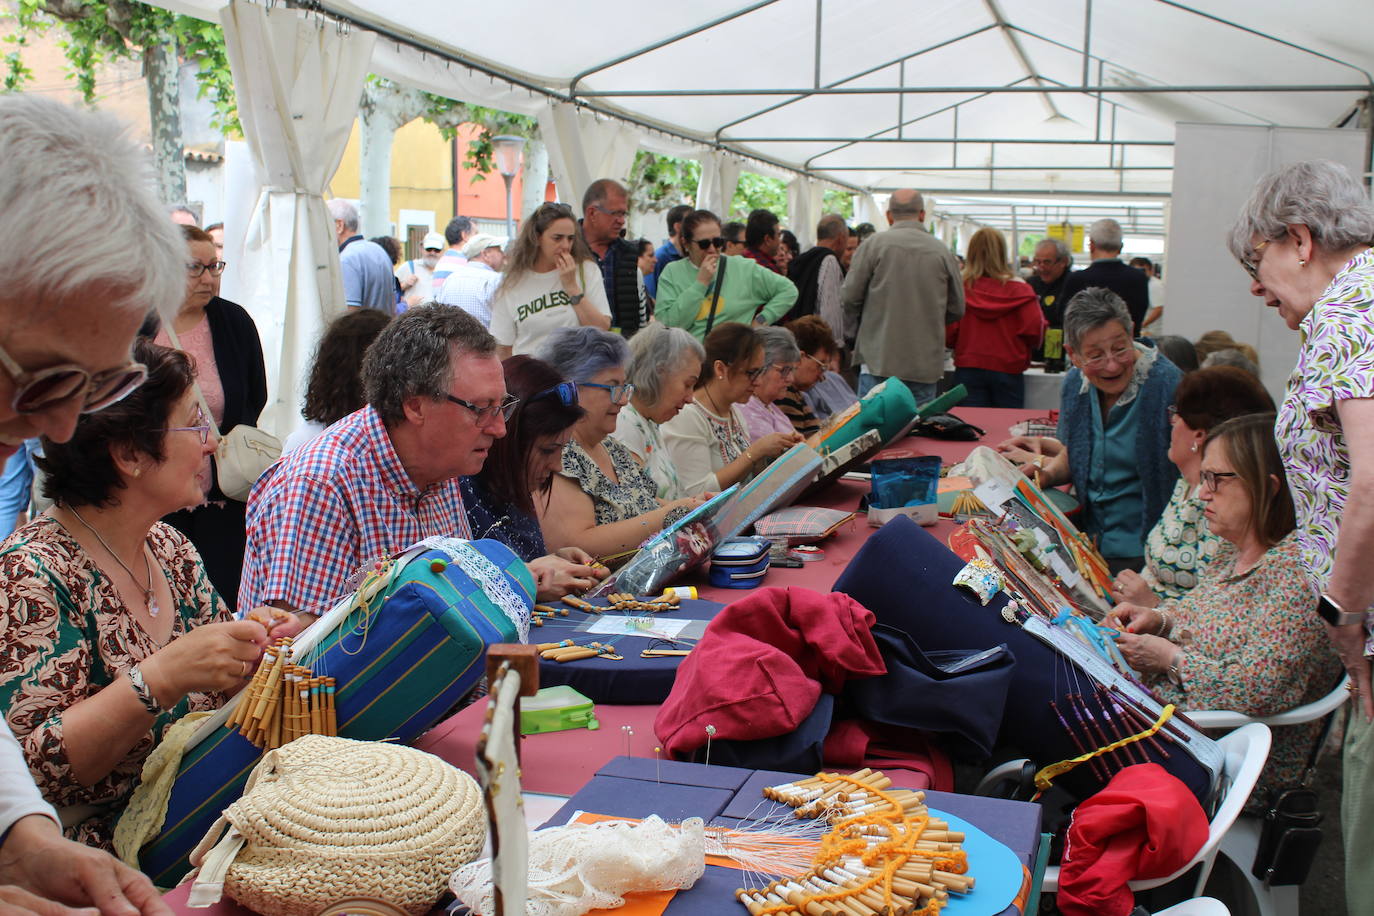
[239,306,603,623]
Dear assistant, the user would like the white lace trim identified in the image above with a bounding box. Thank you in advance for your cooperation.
[416,537,531,643]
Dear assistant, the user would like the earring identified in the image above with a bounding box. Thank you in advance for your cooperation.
[1190,442,1198,453]
[1298,258,1307,267]
[134,467,143,478]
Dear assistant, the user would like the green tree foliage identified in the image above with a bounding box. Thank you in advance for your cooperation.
[823,188,855,220]
[4,0,239,133]
[419,97,539,180]
[626,150,700,213]
[730,172,787,222]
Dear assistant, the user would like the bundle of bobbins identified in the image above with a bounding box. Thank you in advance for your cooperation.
[741,768,974,916]
[535,640,624,663]
[560,592,681,614]
[530,604,572,627]
[227,638,338,750]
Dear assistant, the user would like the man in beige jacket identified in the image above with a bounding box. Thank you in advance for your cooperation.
[841,189,964,405]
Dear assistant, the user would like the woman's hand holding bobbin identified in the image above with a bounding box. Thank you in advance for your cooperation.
[141,619,268,704]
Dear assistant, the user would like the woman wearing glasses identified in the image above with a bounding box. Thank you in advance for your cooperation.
[615,323,706,500]
[1110,414,1340,808]
[460,356,587,562]
[537,328,706,561]
[999,288,1183,575]
[738,326,802,443]
[1111,367,1273,608]
[0,341,270,849]
[655,209,798,340]
[149,224,267,610]
[1228,159,1374,900]
[663,323,803,497]
[489,203,612,359]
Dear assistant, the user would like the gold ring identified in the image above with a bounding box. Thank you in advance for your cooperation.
[242,661,251,678]
[1348,682,1360,693]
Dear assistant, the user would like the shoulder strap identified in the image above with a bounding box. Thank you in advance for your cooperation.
[162,321,222,435]
[703,256,727,337]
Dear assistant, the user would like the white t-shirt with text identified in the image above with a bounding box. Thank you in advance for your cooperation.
[488,265,611,356]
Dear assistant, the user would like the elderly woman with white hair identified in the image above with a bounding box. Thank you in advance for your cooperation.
[1228,158,1374,905]
[613,323,705,500]
[738,326,801,443]
[537,327,705,561]
[1000,288,1182,574]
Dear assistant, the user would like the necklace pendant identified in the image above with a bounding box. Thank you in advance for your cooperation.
[147,591,160,618]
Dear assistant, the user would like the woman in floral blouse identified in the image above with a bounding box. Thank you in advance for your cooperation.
[537,327,706,562]
[1112,366,1273,606]
[1112,413,1341,806]
[0,341,269,849]
[613,323,704,500]
[1228,158,1374,901]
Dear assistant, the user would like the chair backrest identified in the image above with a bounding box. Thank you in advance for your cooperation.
[1187,675,1349,730]
[1134,723,1272,894]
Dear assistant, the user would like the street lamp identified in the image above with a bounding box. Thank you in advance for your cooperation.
[492,135,526,241]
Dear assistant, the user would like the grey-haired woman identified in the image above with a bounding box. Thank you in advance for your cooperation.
[536,327,704,561]
[613,323,705,500]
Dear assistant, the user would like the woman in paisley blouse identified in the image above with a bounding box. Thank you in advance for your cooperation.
[537,327,706,561]
[1111,413,1340,807]
[0,341,269,849]
[1228,158,1374,902]
[614,323,705,500]
[662,322,802,497]
[459,355,586,562]
[1112,366,1273,606]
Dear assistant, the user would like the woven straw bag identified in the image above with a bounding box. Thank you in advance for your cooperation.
[187,735,485,916]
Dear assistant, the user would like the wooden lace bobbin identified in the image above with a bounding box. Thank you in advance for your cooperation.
[232,648,277,735]
[324,678,337,737]
[246,647,287,735]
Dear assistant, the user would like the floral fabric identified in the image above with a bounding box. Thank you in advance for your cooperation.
[0,517,230,848]
[612,403,685,500]
[559,438,661,525]
[1274,247,1374,653]
[1141,477,1220,602]
[1147,534,1341,807]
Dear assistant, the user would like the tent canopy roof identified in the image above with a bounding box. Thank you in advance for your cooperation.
[162,0,1372,208]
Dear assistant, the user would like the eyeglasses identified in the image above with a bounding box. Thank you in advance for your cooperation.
[744,364,769,382]
[533,381,579,406]
[446,392,520,427]
[1080,344,1135,370]
[156,407,213,445]
[186,260,227,278]
[1031,258,1063,268]
[579,381,635,405]
[1239,238,1273,282]
[1199,469,1239,492]
[804,352,829,374]
[0,341,148,415]
[592,204,629,219]
[694,237,727,251]
[767,363,796,380]
[536,203,575,218]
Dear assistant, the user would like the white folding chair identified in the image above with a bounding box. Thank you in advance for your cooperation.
[1041,723,1272,900]
[1182,675,1349,916]
[1156,898,1232,916]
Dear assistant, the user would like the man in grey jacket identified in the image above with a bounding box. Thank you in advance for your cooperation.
[841,189,964,405]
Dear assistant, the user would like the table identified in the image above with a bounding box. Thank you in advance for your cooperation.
[1021,367,1068,412]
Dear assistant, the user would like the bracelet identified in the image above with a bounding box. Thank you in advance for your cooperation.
[1166,651,1185,686]
[128,664,164,717]
[1157,609,1174,638]
[743,447,754,463]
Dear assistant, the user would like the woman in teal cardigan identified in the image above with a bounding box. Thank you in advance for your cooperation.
[1000,287,1182,574]
[656,209,798,338]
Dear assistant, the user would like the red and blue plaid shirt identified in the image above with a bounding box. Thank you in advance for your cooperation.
[239,406,472,615]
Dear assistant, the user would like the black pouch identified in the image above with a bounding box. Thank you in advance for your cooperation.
[912,413,985,441]
[1251,784,1323,886]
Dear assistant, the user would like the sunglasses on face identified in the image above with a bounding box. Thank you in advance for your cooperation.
[446,392,521,427]
[579,381,635,404]
[0,341,148,415]
[533,380,579,406]
[694,237,727,251]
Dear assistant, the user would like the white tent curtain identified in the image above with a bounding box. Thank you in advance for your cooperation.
[786,177,823,249]
[696,151,742,216]
[218,0,375,438]
[537,102,641,210]
[855,193,885,231]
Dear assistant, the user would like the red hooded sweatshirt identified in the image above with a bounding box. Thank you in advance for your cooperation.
[945,276,1046,374]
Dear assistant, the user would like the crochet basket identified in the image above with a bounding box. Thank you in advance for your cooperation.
[136,538,531,885]
[187,735,485,916]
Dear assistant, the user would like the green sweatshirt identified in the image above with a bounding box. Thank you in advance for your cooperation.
[655,254,798,338]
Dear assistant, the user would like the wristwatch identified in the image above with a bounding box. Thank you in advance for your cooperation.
[128,664,164,717]
[567,292,585,305]
[1317,592,1366,627]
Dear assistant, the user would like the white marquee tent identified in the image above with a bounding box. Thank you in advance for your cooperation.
[145,0,1374,433]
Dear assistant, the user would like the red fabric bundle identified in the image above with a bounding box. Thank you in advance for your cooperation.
[1057,763,1209,916]
[654,586,886,758]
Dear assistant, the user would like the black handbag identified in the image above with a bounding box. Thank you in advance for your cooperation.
[1249,704,1340,886]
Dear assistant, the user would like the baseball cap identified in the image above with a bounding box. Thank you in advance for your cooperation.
[422,231,445,251]
[461,233,508,259]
